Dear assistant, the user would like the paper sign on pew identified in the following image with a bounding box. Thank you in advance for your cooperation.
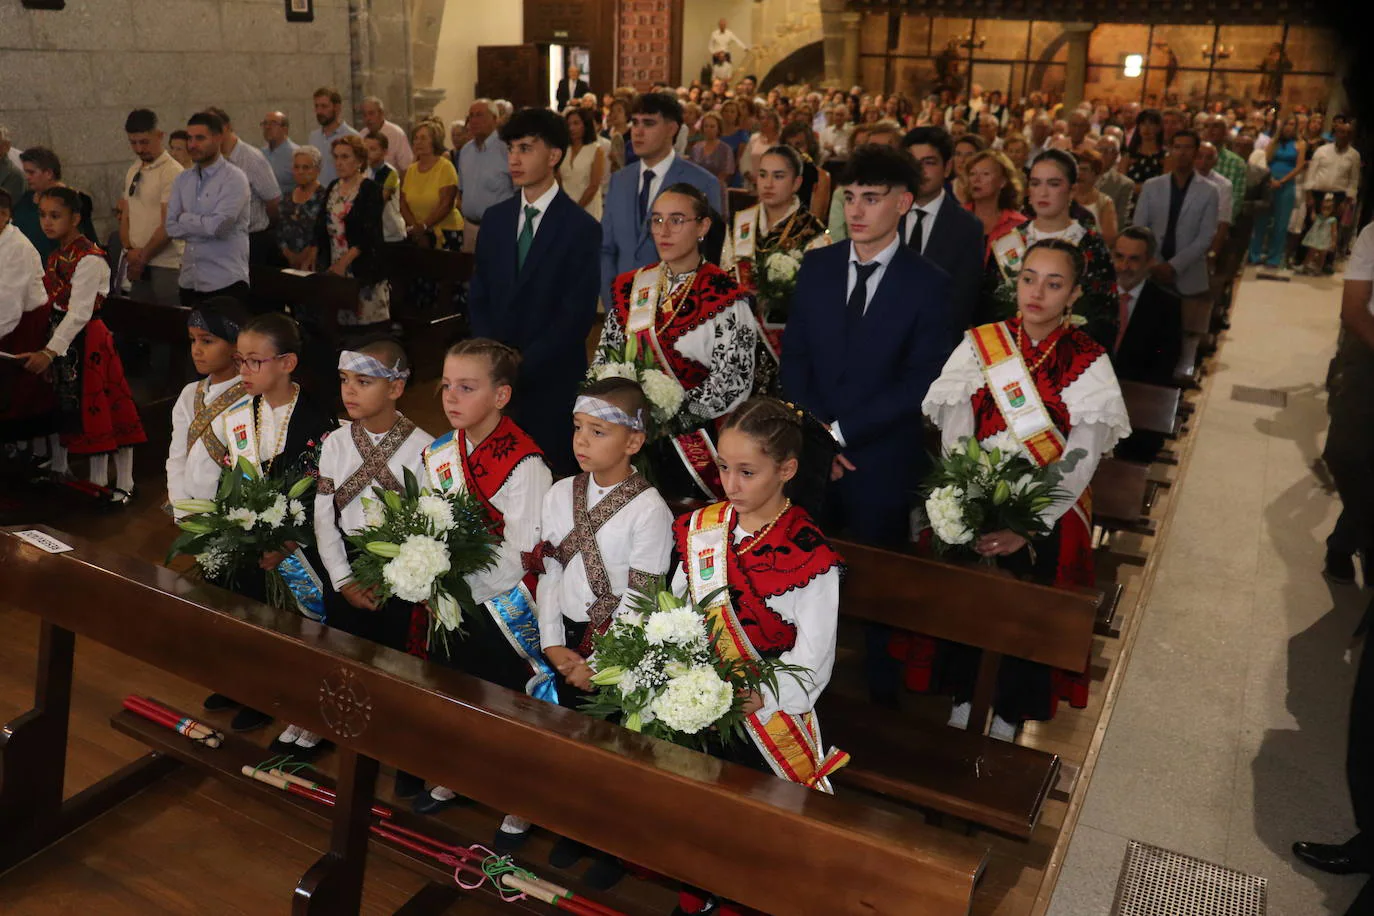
[12,530,76,554]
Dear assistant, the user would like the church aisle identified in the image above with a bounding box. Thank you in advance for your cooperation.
[1048,266,1368,915]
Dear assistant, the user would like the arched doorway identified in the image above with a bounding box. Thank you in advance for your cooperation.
[762,41,825,90]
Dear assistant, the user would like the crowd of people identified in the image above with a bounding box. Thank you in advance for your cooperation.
[0,67,1366,916]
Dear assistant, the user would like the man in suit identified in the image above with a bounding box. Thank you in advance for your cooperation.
[1095,135,1135,225]
[1110,226,1183,463]
[781,145,956,705]
[900,126,984,330]
[468,108,602,477]
[600,92,722,304]
[554,65,590,112]
[1130,129,1219,314]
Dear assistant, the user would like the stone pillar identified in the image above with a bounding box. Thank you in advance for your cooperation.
[818,0,847,86]
[840,12,862,89]
[1062,22,1094,110]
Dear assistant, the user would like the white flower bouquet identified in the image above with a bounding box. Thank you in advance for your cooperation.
[587,334,687,439]
[345,469,499,647]
[581,586,803,749]
[168,457,316,608]
[754,248,805,324]
[920,433,1079,557]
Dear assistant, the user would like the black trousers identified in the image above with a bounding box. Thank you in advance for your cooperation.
[1325,333,1374,560]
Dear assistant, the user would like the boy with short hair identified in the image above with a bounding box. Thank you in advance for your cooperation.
[364,134,406,244]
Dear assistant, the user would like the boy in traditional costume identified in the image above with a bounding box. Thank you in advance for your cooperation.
[166,297,249,515]
[669,396,849,916]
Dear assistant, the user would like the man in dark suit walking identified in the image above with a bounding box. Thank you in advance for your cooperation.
[901,126,985,331]
[781,144,957,704]
[1110,225,1183,463]
[469,108,602,476]
[554,65,590,111]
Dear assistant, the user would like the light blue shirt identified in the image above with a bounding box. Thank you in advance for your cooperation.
[262,138,299,198]
[307,120,359,186]
[165,155,251,292]
[456,134,514,222]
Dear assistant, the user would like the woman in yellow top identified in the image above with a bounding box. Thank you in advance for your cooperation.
[400,119,463,249]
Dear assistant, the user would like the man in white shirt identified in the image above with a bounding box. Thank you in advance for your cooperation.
[1303,119,1361,271]
[708,17,748,59]
[120,108,184,305]
[358,96,414,173]
[1195,141,1233,257]
[819,104,851,163]
[206,107,282,267]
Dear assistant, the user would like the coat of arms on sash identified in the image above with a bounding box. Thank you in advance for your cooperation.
[739,221,752,241]
[1003,381,1027,409]
[233,423,249,451]
[697,547,716,582]
[636,285,651,309]
[437,462,454,491]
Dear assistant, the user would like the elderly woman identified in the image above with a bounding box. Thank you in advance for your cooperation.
[951,133,988,204]
[687,111,736,196]
[276,145,327,269]
[307,135,389,328]
[401,119,462,249]
[964,148,1027,259]
[446,119,469,171]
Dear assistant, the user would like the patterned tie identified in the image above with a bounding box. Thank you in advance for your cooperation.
[638,168,656,226]
[1114,290,1133,353]
[516,205,539,271]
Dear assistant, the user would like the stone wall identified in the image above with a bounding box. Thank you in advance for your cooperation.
[0,0,353,238]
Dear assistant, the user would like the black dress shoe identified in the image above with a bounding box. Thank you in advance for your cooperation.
[393,771,425,800]
[230,706,274,732]
[411,791,475,816]
[491,825,531,855]
[548,835,589,869]
[583,854,626,891]
[1325,550,1357,585]
[203,693,240,712]
[1293,840,1372,875]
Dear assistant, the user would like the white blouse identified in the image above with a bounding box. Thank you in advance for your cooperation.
[46,255,108,357]
[166,376,242,513]
[923,335,1131,526]
[536,473,674,649]
[0,223,45,341]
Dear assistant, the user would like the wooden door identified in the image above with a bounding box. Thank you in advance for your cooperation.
[476,44,545,109]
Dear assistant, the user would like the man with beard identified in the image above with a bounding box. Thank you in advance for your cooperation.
[307,86,358,186]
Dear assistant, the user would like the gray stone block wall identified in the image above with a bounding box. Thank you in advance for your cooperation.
[0,0,355,240]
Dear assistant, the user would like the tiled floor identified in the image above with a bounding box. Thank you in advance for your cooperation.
[1048,267,1370,916]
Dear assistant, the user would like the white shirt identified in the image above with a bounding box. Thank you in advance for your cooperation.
[819,123,851,162]
[223,137,282,233]
[0,223,45,340]
[638,149,677,211]
[167,376,242,513]
[902,190,945,253]
[515,180,560,241]
[536,473,674,650]
[46,255,108,357]
[314,419,433,590]
[708,27,747,56]
[844,234,901,309]
[1197,170,1233,226]
[1306,143,1362,197]
[670,525,840,724]
[1345,222,1374,317]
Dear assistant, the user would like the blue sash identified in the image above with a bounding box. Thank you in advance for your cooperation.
[278,548,328,621]
[485,583,558,705]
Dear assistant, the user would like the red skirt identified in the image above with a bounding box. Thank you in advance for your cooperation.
[0,307,59,441]
[61,318,147,455]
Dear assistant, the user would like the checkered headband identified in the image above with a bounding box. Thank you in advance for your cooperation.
[338,349,411,380]
[574,395,645,432]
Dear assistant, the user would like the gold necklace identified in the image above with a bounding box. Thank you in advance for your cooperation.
[736,499,791,555]
[1017,323,1060,374]
[256,384,299,463]
[655,262,698,333]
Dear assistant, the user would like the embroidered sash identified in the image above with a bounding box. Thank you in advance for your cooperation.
[969,322,1092,528]
[684,502,849,792]
[221,396,260,470]
[626,266,724,500]
[486,582,558,705]
[730,204,760,283]
[189,380,247,468]
[552,472,652,655]
[328,416,417,511]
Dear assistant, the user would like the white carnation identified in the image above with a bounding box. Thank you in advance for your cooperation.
[650,665,734,734]
[764,251,802,283]
[227,507,257,531]
[288,499,306,525]
[926,485,974,546]
[417,494,455,532]
[644,606,706,647]
[259,495,288,529]
[595,361,638,382]
[639,369,684,417]
[382,534,451,602]
[361,497,385,528]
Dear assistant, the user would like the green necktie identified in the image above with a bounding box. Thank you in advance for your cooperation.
[516,205,539,271]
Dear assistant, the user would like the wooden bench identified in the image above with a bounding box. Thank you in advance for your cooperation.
[1091,457,1157,537]
[249,267,359,398]
[725,188,757,218]
[1119,380,1181,439]
[1174,332,1204,389]
[385,246,472,379]
[823,539,1097,840]
[0,527,987,915]
[101,296,194,454]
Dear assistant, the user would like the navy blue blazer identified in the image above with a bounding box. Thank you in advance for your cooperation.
[904,193,986,331]
[781,240,956,469]
[599,154,722,302]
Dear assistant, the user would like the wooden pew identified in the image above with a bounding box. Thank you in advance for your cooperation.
[0,527,986,915]
[1119,380,1181,439]
[1174,332,1203,389]
[725,188,757,218]
[249,267,358,399]
[1090,457,1156,537]
[101,296,194,455]
[824,539,1098,840]
[385,246,472,379]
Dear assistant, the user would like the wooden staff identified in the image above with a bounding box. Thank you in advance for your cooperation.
[123,696,223,747]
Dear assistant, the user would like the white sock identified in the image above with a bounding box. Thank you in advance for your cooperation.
[430,786,456,801]
[88,453,109,486]
[948,701,972,729]
[990,714,1018,742]
[49,438,68,474]
[500,815,532,834]
[276,724,302,745]
[114,447,135,492]
[294,730,322,750]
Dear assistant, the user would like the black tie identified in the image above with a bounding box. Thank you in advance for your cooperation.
[908,209,927,253]
[846,261,881,335]
[638,168,655,226]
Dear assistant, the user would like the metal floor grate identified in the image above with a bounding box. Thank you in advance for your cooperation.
[1111,841,1267,916]
[1230,385,1289,408]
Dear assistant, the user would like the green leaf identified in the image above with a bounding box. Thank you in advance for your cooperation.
[403,467,421,500]
[287,476,314,499]
[382,490,403,513]
[236,457,259,480]
[366,541,401,558]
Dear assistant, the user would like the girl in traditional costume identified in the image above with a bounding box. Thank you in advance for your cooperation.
[719,145,830,372]
[166,297,250,515]
[592,183,756,503]
[977,150,1119,351]
[16,187,146,501]
[670,396,849,916]
[411,339,555,855]
[204,312,337,733]
[913,239,1130,741]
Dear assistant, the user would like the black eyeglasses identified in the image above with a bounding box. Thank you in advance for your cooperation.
[128,171,143,198]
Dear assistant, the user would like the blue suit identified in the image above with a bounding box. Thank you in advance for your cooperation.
[781,240,957,546]
[599,155,722,302]
[469,188,602,476]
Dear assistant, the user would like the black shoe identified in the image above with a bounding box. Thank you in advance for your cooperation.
[1325,549,1357,585]
[583,854,626,891]
[549,835,589,869]
[203,693,240,712]
[491,825,532,854]
[411,791,475,816]
[1293,840,1372,875]
[230,707,274,732]
[394,771,425,799]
